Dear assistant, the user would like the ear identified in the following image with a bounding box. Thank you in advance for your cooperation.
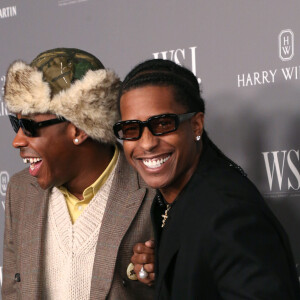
[67,123,89,145]
[191,112,204,138]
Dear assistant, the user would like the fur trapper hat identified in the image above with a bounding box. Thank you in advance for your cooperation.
[4,48,121,144]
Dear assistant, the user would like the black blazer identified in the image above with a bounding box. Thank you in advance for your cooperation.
[152,142,300,300]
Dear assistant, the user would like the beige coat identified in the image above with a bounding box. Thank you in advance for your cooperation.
[2,152,155,300]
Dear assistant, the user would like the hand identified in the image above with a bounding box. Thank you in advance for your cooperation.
[131,240,155,286]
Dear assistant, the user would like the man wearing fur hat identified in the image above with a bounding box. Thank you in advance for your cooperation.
[2,48,155,299]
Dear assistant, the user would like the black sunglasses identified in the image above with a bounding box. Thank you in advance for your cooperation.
[113,112,196,141]
[9,115,67,137]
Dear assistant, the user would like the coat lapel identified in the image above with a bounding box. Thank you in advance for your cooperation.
[154,143,215,296]
[20,180,49,299]
[90,152,148,299]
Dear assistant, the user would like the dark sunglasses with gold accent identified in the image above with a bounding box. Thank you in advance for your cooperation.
[113,112,196,141]
[8,115,67,137]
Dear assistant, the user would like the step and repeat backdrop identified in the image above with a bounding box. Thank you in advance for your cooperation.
[0,0,299,292]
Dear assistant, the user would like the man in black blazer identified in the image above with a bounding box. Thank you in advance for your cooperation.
[151,136,300,299]
[116,58,300,299]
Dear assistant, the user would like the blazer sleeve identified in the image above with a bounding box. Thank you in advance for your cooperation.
[1,179,18,300]
[207,202,300,300]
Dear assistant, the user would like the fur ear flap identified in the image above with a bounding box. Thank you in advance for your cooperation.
[4,61,51,115]
[51,69,121,143]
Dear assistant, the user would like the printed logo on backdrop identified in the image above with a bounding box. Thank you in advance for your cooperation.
[0,6,17,19]
[0,171,9,197]
[262,150,300,198]
[153,46,202,84]
[237,29,299,87]
[58,0,89,6]
[279,29,294,61]
[0,75,8,117]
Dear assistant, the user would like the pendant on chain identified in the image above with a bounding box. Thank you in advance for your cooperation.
[161,204,171,228]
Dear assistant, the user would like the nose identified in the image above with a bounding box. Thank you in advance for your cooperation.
[138,126,159,152]
[12,128,29,149]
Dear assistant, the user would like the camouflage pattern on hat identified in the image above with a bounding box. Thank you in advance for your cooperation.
[30,48,105,97]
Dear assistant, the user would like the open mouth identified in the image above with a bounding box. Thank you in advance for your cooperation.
[142,155,170,169]
[23,157,42,169]
[23,157,43,175]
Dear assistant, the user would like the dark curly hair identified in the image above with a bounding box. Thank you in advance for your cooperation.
[119,58,205,114]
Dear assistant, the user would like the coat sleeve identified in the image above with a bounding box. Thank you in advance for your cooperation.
[207,202,300,300]
[1,179,18,300]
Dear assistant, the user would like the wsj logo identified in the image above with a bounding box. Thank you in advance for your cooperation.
[153,46,201,84]
[0,171,9,196]
[279,29,294,62]
[262,150,300,191]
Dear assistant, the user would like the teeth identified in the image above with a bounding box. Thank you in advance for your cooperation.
[143,155,170,169]
[23,158,42,164]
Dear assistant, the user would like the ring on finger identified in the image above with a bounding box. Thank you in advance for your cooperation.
[139,265,148,279]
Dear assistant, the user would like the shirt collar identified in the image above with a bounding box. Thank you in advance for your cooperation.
[58,145,119,203]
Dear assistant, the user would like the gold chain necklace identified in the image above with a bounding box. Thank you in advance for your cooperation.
[161,204,171,228]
